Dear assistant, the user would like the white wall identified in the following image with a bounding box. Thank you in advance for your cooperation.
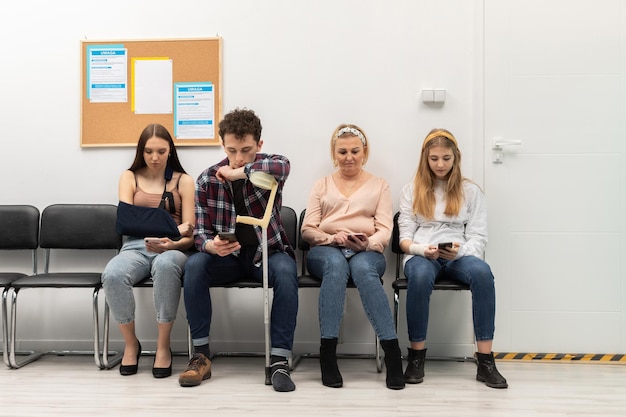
[1,0,483,355]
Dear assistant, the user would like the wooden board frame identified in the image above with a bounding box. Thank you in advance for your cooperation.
[80,37,222,147]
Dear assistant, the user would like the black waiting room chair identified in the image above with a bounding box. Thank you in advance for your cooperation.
[0,205,40,368]
[204,206,298,366]
[293,209,383,372]
[102,206,299,372]
[8,204,121,369]
[391,212,475,361]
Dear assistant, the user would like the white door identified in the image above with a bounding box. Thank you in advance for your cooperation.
[484,0,624,353]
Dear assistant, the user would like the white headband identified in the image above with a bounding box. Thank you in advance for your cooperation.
[335,127,366,146]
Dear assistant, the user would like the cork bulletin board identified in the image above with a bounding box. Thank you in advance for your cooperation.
[80,37,222,147]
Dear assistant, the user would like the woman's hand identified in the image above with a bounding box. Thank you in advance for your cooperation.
[145,237,175,254]
[438,243,459,260]
[344,233,368,252]
[424,245,439,260]
[333,232,368,252]
[178,221,194,237]
[332,231,351,247]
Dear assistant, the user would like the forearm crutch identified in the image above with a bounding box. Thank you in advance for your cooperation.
[236,171,278,385]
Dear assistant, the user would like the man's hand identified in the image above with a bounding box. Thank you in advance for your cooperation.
[211,235,241,256]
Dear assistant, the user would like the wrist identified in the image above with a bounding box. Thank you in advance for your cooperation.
[243,163,253,177]
[409,243,428,256]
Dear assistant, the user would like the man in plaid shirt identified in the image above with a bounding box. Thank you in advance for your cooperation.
[179,108,298,392]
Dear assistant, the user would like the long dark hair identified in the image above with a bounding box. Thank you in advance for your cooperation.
[128,124,186,174]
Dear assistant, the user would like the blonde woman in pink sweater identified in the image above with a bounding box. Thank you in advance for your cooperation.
[301,124,404,390]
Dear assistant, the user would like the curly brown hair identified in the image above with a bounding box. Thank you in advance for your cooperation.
[218,108,263,143]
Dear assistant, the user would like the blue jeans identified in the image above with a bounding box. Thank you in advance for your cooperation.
[404,255,496,342]
[306,246,397,341]
[101,237,187,324]
[183,246,298,358]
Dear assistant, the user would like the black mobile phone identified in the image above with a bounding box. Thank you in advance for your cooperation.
[348,233,366,241]
[438,242,453,250]
[217,232,237,243]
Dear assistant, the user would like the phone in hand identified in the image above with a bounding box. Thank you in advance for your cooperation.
[144,237,162,244]
[348,233,366,242]
[217,232,237,243]
[438,242,453,250]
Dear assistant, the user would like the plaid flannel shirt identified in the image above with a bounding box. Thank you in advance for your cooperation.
[194,153,295,265]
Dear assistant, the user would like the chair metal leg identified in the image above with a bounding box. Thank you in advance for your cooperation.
[290,353,303,370]
[2,287,11,368]
[393,288,400,334]
[102,301,122,369]
[186,324,194,360]
[9,289,45,369]
[375,336,382,373]
[93,288,104,369]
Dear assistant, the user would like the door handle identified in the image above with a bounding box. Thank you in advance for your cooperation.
[492,138,522,163]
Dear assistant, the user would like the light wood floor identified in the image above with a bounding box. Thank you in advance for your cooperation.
[1,354,625,416]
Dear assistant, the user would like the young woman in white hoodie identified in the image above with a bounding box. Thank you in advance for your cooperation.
[397,128,507,389]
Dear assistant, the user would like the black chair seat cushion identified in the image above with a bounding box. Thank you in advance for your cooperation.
[211,279,264,289]
[131,207,298,291]
[133,277,156,288]
[11,273,103,289]
[392,277,469,291]
[298,274,375,288]
[134,277,265,289]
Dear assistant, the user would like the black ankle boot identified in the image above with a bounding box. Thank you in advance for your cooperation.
[380,339,405,390]
[476,352,508,389]
[320,338,342,388]
[404,348,426,384]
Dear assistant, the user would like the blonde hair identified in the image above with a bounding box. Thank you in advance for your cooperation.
[330,124,369,166]
[412,128,464,219]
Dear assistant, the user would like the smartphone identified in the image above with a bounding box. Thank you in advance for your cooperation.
[144,237,162,244]
[348,233,366,241]
[438,242,453,250]
[217,232,237,243]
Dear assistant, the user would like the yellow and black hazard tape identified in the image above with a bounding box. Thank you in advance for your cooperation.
[493,352,626,363]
